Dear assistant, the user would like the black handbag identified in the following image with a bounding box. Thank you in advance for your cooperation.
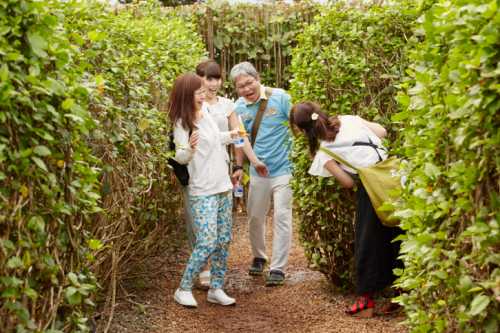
[168,130,190,186]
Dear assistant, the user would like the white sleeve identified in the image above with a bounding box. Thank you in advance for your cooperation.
[225,98,235,118]
[308,151,334,177]
[173,122,194,164]
[219,130,233,145]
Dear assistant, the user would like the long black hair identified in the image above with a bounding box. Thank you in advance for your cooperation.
[290,102,341,155]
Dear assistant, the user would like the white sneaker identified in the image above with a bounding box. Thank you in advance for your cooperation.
[207,288,236,306]
[174,289,198,308]
[199,270,211,288]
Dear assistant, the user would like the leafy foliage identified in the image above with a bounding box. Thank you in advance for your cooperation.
[0,0,204,331]
[61,0,205,329]
[159,0,198,6]
[393,0,500,331]
[0,1,100,331]
[172,0,320,96]
[289,3,413,288]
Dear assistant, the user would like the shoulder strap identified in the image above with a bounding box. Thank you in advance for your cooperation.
[352,137,383,162]
[319,147,358,171]
[250,87,273,147]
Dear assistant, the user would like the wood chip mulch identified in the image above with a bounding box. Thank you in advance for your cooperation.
[98,212,407,333]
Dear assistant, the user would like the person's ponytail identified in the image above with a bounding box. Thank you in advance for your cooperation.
[290,101,341,155]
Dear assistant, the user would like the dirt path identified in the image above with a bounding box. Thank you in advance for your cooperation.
[102,213,406,333]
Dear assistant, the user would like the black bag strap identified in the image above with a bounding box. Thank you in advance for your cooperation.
[250,88,273,147]
[352,137,384,162]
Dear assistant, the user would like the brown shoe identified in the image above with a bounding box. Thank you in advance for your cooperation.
[380,301,401,315]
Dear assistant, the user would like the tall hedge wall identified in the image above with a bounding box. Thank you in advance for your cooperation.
[0,0,205,331]
[172,0,320,96]
[0,1,100,330]
[393,0,500,331]
[289,4,413,289]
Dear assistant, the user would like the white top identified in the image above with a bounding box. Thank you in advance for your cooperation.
[204,97,235,132]
[173,105,233,196]
[308,115,388,176]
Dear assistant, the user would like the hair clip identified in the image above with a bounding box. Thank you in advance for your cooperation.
[311,113,319,121]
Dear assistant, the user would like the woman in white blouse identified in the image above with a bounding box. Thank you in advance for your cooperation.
[168,73,239,308]
[186,60,267,288]
[290,101,402,317]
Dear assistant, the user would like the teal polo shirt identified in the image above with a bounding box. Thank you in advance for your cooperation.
[235,86,293,178]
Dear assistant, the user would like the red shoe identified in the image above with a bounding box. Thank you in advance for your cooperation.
[345,295,375,318]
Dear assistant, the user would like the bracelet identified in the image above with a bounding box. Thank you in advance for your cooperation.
[233,165,243,173]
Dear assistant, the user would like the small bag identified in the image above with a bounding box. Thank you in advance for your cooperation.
[168,131,190,186]
[319,147,401,227]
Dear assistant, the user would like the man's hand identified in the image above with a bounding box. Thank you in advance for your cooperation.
[253,161,268,177]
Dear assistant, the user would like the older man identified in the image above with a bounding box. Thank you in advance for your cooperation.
[230,62,293,286]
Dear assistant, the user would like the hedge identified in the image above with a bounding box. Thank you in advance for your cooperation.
[393,0,500,331]
[0,0,205,331]
[289,3,413,289]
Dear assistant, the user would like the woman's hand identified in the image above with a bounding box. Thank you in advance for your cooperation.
[189,130,199,149]
[231,169,243,185]
[228,129,239,139]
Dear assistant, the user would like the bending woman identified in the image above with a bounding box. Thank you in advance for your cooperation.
[290,101,402,317]
[168,73,238,308]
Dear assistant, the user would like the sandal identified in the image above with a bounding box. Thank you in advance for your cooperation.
[345,294,375,318]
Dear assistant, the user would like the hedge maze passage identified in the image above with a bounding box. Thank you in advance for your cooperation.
[1,0,498,332]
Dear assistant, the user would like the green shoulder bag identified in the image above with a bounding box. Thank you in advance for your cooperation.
[319,147,401,227]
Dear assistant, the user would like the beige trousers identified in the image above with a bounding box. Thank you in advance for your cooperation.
[247,174,293,272]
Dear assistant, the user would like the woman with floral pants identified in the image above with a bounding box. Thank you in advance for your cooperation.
[168,73,239,307]
[180,192,232,291]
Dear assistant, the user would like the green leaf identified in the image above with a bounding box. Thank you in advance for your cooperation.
[31,156,48,172]
[88,239,103,250]
[469,294,490,316]
[24,287,38,300]
[67,272,79,286]
[33,145,51,157]
[27,32,48,58]
[65,286,82,305]
[1,287,19,298]
[6,257,23,269]
[88,30,106,42]
[27,216,45,234]
[0,64,9,81]
[61,98,75,110]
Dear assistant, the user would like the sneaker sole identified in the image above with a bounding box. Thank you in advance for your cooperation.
[174,295,197,308]
[207,297,236,306]
[265,280,284,287]
[248,270,264,276]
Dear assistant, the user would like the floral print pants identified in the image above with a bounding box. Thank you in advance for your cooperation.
[179,191,233,290]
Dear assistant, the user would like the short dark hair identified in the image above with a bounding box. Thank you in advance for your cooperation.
[196,60,222,80]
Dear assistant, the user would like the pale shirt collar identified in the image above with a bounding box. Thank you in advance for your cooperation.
[244,84,267,105]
